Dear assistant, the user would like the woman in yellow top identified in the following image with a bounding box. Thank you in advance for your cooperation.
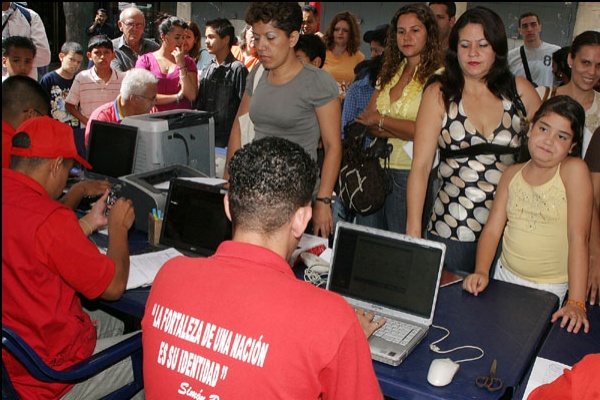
[322,11,365,99]
[354,3,443,233]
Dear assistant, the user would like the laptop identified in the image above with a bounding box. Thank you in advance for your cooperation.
[159,178,232,257]
[326,221,446,366]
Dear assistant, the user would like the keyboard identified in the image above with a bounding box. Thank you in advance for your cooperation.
[372,316,422,346]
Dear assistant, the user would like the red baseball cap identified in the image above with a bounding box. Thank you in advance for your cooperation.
[11,116,92,169]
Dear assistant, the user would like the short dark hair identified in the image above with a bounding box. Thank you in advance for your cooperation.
[429,2,456,18]
[87,34,113,52]
[2,35,36,58]
[295,34,326,68]
[60,41,84,56]
[245,2,302,37]
[97,8,107,15]
[518,12,539,27]
[301,4,318,17]
[2,75,50,116]
[206,18,237,48]
[227,137,318,233]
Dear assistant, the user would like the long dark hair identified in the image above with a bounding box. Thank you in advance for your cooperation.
[430,6,515,110]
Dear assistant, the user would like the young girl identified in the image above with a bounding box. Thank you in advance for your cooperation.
[463,95,592,334]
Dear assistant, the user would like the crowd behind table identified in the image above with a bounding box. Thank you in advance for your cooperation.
[2,1,599,399]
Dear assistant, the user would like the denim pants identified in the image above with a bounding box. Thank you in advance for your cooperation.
[356,168,409,234]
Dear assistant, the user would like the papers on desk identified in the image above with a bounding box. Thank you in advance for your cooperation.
[127,247,183,290]
[522,357,571,399]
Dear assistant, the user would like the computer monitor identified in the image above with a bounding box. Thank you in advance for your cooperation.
[86,120,138,178]
[121,110,215,177]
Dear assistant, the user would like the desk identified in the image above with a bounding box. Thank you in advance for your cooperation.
[101,277,557,400]
[374,280,557,400]
[513,302,600,399]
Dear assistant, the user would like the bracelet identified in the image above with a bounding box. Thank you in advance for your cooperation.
[315,197,332,205]
[175,93,181,104]
[378,114,385,131]
[179,65,188,70]
[80,218,94,236]
[566,299,587,313]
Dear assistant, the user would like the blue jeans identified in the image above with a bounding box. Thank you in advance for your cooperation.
[426,233,503,275]
[356,169,409,234]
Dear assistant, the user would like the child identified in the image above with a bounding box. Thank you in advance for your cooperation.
[40,42,84,128]
[1,36,36,81]
[65,35,123,129]
[294,33,326,68]
[463,95,592,334]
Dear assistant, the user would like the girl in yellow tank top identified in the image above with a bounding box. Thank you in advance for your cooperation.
[463,96,592,334]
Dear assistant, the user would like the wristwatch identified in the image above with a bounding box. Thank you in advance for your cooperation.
[315,197,332,205]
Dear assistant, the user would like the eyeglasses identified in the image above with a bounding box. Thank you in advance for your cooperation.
[122,21,145,29]
[135,94,156,101]
[23,108,46,117]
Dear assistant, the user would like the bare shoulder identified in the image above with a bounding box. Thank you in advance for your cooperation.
[560,157,590,178]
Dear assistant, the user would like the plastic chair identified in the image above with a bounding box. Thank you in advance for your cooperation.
[2,325,143,400]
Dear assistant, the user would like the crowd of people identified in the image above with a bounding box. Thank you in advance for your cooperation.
[2,2,599,399]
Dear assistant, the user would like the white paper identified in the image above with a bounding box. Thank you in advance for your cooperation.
[521,357,571,400]
[126,248,184,290]
[289,233,330,266]
[153,177,227,190]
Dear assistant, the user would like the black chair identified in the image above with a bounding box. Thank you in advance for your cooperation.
[2,325,143,400]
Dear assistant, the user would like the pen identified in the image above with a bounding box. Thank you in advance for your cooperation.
[157,209,162,221]
[152,208,158,221]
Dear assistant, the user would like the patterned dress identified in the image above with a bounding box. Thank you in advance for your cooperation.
[429,96,524,242]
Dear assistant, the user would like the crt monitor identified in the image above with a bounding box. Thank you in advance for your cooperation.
[86,120,138,178]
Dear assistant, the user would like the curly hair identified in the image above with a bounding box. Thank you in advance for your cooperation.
[378,4,443,88]
[431,6,514,109]
[245,2,302,37]
[228,137,317,233]
[323,11,362,55]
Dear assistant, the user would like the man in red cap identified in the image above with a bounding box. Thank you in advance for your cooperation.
[2,116,138,399]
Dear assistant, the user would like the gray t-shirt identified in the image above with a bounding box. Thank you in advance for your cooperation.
[247,62,339,160]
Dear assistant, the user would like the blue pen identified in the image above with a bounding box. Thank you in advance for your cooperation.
[157,209,162,220]
[152,208,158,220]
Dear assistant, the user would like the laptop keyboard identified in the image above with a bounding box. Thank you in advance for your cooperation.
[372,316,422,346]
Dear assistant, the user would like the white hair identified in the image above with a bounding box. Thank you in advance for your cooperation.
[120,68,158,99]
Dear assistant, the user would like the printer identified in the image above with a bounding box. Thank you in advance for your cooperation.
[118,164,208,232]
[121,109,216,177]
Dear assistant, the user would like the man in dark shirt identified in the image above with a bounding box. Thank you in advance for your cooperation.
[86,8,118,39]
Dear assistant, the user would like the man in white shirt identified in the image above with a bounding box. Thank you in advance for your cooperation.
[1,2,50,80]
[508,12,560,88]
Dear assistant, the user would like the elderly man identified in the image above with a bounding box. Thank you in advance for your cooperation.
[84,67,158,147]
[111,6,159,72]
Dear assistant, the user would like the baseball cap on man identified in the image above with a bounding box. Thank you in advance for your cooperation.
[363,24,389,44]
[11,116,92,169]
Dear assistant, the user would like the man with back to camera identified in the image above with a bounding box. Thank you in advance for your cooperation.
[428,2,456,50]
[2,116,138,399]
[141,136,384,399]
[111,6,159,72]
[301,4,324,40]
[508,12,560,87]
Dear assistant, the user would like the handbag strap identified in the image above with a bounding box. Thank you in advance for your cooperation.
[519,46,536,86]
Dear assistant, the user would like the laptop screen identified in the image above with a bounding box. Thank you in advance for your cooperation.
[160,178,232,256]
[87,121,138,178]
[329,223,444,319]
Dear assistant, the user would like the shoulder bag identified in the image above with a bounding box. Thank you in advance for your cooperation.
[338,121,393,216]
[239,63,265,147]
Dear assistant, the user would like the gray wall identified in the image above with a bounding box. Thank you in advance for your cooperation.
[188,2,580,57]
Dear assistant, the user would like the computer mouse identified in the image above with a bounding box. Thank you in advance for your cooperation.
[427,358,460,387]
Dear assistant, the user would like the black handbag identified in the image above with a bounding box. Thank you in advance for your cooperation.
[338,121,393,216]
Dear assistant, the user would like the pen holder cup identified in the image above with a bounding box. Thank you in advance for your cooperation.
[148,213,163,246]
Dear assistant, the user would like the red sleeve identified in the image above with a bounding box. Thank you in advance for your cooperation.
[528,354,600,400]
[36,208,115,299]
[319,320,383,400]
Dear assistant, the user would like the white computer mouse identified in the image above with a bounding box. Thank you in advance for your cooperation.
[427,358,460,387]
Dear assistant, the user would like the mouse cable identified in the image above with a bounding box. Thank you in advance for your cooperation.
[303,266,328,287]
[429,325,484,364]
